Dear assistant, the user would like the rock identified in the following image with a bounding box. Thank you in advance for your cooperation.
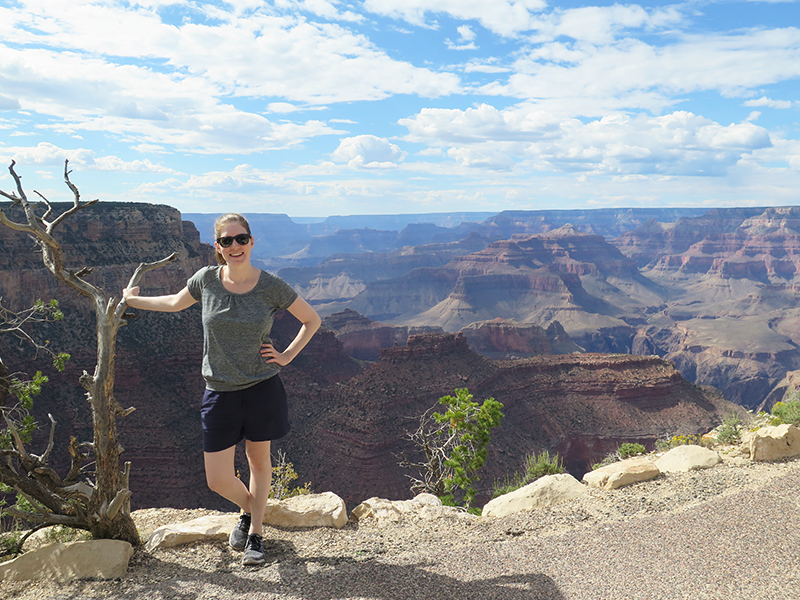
[482,474,588,518]
[582,457,661,490]
[146,514,236,552]
[0,540,133,582]
[749,424,800,461]
[146,492,347,552]
[263,492,348,529]
[654,445,722,473]
[350,493,471,524]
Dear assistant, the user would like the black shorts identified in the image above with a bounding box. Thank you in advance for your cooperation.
[200,375,291,453]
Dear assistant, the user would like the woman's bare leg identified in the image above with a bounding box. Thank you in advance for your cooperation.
[245,440,272,536]
[204,445,252,513]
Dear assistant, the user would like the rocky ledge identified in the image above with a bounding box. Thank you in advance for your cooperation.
[3,423,798,593]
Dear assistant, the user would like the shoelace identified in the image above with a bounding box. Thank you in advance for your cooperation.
[246,534,264,552]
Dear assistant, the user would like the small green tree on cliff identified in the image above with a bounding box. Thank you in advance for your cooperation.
[399,388,503,510]
[0,160,177,545]
[0,298,71,555]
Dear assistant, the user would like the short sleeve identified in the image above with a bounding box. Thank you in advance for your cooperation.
[187,266,210,301]
[267,274,298,309]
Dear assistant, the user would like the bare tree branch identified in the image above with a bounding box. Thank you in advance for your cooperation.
[45,160,99,232]
[4,506,82,527]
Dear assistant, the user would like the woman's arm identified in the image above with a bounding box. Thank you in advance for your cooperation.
[260,296,321,366]
[123,285,197,313]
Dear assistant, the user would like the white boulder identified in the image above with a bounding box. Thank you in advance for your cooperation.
[655,445,722,473]
[749,424,800,461]
[482,473,587,519]
[0,540,133,582]
[350,493,470,524]
[146,514,235,552]
[263,491,348,529]
[582,457,660,490]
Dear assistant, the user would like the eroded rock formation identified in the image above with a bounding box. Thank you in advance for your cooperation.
[0,204,745,512]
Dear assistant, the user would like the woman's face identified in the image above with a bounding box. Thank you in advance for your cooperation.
[215,221,254,266]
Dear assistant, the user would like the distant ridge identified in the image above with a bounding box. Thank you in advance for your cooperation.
[184,207,711,270]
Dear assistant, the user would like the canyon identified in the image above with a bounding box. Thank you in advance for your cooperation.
[281,208,800,412]
[0,202,767,512]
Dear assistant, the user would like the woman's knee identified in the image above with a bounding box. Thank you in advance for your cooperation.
[204,448,237,493]
[245,441,272,473]
[205,469,234,493]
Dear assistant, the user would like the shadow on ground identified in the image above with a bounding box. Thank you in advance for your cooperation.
[45,539,565,600]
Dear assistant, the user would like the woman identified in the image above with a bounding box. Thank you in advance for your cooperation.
[123,213,321,566]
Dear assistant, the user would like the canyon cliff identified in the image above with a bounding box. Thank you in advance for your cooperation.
[613,207,800,410]
[0,203,733,512]
[283,332,735,506]
[291,209,800,412]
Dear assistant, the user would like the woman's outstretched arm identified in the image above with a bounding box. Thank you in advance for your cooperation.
[123,285,197,312]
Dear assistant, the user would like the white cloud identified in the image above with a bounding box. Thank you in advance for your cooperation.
[463,59,511,73]
[363,0,547,37]
[0,95,21,110]
[0,44,352,153]
[487,28,800,115]
[401,105,773,176]
[526,4,683,45]
[3,3,460,105]
[0,142,176,173]
[447,41,478,50]
[447,145,516,170]
[448,23,479,48]
[268,103,302,113]
[332,135,407,168]
[744,96,794,109]
[458,25,477,42]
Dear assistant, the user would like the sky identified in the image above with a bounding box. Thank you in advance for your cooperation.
[0,0,799,217]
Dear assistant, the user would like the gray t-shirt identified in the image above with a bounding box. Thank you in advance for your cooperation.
[187,265,298,392]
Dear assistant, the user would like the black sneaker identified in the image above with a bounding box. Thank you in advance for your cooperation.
[242,533,266,566]
[229,513,251,551]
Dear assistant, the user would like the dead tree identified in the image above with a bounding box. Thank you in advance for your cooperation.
[396,405,457,498]
[0,160,177,544]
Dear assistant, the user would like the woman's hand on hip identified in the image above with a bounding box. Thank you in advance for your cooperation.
[260,343,292,366]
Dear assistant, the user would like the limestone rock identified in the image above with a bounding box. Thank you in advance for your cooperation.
[350,493,471,524]
[655,445,722,473]
[146,492,347,552]
[749,424,800,461]
[0,540,133,582]
[263,492,348,529]
[146,514,236,552]
[482,474,587,519]
[582,457,660,490]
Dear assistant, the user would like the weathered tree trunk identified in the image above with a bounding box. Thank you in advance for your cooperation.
[0,160,177,545]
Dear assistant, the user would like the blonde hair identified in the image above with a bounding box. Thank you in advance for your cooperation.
[213,213,252,265]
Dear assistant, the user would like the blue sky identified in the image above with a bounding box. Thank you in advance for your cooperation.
[1,0,799,217]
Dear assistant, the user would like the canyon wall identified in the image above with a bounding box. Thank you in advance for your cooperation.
[0,203,736,512]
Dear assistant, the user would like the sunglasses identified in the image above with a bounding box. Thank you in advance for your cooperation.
[216,233,252,248]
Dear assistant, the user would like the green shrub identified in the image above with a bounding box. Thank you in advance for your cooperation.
[618,443,647,459]
[270,450,312,500]
[655,434,701,452]
[434,389,504,509]
[592,442,646,469]
[771,399,800,426]
[399,388,504,511]
[493,450,564,498]
[716,412,743,444]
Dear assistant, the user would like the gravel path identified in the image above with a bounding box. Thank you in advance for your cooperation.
[2,458,799,599]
